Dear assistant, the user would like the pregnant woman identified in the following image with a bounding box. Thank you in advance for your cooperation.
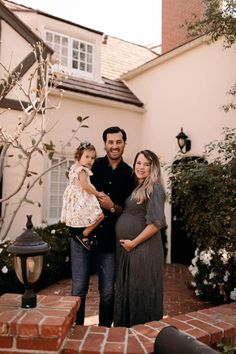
[114,150,166,327]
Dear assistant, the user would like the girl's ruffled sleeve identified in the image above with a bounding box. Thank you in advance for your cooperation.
[145,184,166,229]
[75,165,93,176]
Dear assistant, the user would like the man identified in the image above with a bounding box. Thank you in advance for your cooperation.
[70,126,134,326]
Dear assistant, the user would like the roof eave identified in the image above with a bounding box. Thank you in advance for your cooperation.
[121,35,209,80]
[0,1,53,54]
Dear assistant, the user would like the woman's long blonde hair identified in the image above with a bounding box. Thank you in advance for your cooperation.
[131,150,161,204]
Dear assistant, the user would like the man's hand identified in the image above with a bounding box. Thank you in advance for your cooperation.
[97,194,114,210]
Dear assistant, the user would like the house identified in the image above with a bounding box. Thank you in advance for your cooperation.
[0,0,235,264]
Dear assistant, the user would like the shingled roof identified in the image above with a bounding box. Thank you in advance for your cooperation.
[3,0,158,108]
[57,76,144,107]
[101,35,158,80]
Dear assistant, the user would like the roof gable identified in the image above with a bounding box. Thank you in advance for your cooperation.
[0,1,52,109]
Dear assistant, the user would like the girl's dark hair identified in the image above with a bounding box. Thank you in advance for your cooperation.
[102,126,127,142]
[75,142,96,160]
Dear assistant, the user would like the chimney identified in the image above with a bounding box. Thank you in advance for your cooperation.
[162,0,204,53]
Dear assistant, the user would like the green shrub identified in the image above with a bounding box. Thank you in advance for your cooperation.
[35,222,71,290]
[168,127,236,304]
[0,240,24,294]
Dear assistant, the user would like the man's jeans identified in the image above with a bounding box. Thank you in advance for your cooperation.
[70,238,116,327]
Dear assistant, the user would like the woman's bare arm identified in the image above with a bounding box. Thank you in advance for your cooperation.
[120,223,159,252]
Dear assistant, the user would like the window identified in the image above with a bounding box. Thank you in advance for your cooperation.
[48,158,73,224]
[45,30,94,78]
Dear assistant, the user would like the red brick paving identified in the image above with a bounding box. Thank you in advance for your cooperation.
[40,263,212,326]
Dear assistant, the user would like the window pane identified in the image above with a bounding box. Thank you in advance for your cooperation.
[62,37,68,46]
[87,64,92,73]
[48,159,72,221]
[80,52,85,61]
[80,42,86,51]
[62,47,68,56]
[54,45,60,55]
[61,57,68,66]
[72,50,78,59]
[50,196,58,207]
[80,62,85,71]
[54,34,60,44]
[73,40,79,50]
[51,183,58,193]
[46,32,53,42]
[87,44,93,53]
[72,60,78,69]
[87,54,92,63]
[50,207,58,218]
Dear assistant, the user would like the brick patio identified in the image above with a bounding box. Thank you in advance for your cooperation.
[0,264,235,353]
[40,263,213,325]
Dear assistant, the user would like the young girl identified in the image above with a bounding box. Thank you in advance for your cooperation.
[61,142,104,250]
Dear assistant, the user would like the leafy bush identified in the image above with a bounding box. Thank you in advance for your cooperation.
[0,240,23,294]
[169,127,236,304]
[0,222,71,295]
[35,222,71,290]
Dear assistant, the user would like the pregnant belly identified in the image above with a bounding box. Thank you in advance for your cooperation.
[115,213,145,240]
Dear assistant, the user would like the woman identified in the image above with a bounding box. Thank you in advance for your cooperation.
[114,150,166,327]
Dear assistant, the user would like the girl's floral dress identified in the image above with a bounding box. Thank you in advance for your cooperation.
[61,163,102,227]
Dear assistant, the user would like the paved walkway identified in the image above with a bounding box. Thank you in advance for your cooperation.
[40,263,212,326]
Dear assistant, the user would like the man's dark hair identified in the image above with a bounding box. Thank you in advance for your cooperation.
[102,126,127,142]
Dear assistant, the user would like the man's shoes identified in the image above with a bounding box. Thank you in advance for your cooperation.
[75,234,91,251]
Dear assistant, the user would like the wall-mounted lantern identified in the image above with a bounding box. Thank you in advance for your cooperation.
[176,127,191,154]
[8,215,50,308]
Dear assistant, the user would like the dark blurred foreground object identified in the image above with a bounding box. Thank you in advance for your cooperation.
[154,326,219,354]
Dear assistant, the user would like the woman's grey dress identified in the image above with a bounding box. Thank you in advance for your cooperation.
[114,184,166,327]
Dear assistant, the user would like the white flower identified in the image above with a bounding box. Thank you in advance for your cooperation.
[209,272,216,279]
[191,281,196,287]
[189,264,198,277]
[199,249,214,265]
[195,289,200,296]
[191,256,198,266]
[230,288,236,301]
[51,229,56,234]
[203,279,208,285]
[218,248,230,265]
[1,266,8,273]
[37,222,48,228]
[223,271,230,282]
[65,256,70,263]
[0,248,3,254]
[194,248,199,257]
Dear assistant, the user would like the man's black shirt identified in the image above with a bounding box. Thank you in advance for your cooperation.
[91,156,135,252]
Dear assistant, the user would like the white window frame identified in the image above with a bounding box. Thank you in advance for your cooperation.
[47,158,73,225]
[45,30,94,79]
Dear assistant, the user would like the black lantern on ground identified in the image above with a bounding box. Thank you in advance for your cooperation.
[176,127,191,154]
[8,215,50,308]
